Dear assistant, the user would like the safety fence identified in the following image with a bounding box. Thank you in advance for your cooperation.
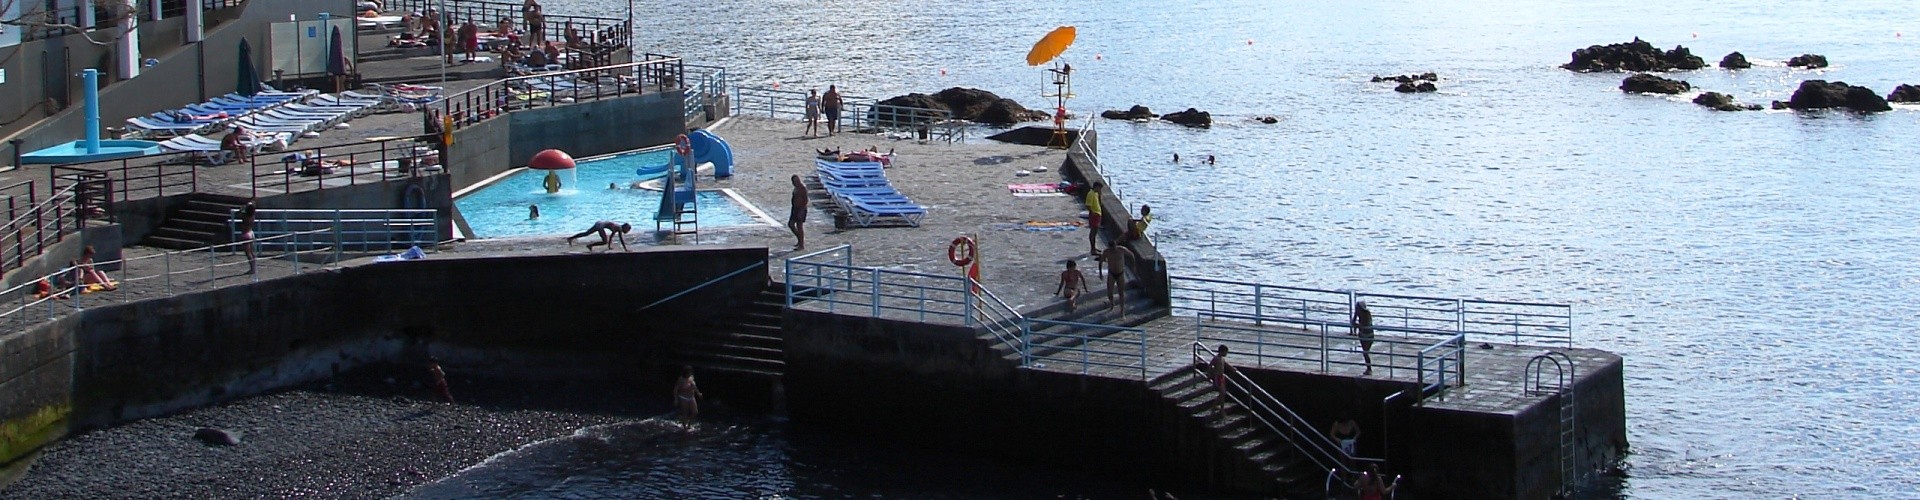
[681,63,729,121]
[1194,311,1455,383]
[783,244,1142,376]
[1416,334,1467,399]
[230,209,440,253]
[1169,276,1574,347]
[245,135,440,199]
[730,86,965,144]
[386,0,631,53]
[48,154,196,206]
[0,181,93,278]
[1189,342,1384,480]
[436,57,685,130]
[0,227,345,323]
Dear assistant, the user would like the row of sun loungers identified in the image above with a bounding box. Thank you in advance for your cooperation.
[814,159,926,227]
[124,85,446,165]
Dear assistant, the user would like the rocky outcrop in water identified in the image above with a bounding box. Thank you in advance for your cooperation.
[1620,74,1690,94]
[1786,54,1829,69]
[1394,82,1437,93]
[1888,84,1920,103]
[873,87,1048,126]
[1100,105,1157,120]
[1719,52,1751,69]
[1372,72,1437,83]
[1563,38,1705,72]
[1254,116,1279,124]
[1161,108,1212,128]
[1692,92,1761,111]
[1776,80,1890,112]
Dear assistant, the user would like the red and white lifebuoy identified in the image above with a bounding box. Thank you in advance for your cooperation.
[947,236,976,267]
[674,134,693,156]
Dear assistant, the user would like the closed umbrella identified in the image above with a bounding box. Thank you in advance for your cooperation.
[1026,26,1076,66]
[327,26,350,92]
[236,39,261,96]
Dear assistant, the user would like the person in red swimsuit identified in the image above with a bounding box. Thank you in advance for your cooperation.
[1352,464,1398,500]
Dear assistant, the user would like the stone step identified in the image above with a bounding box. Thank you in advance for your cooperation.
[143,235,205,250]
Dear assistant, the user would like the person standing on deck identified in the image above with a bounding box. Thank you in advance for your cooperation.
[821,85,843,135]
[1207,344,1231,419]
[674,366,703,431]
[1102,244,1134,317]
[1084,181,1104,257]
[804,89,822,138]
[788,175,809,250]
[238,201,258,274]
[1353,301,1377,375]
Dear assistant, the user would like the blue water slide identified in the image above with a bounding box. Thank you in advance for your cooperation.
[637,130,736,178]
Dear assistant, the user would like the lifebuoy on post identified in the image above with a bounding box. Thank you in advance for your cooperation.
[674,134,693,157]
[948,236,976,267]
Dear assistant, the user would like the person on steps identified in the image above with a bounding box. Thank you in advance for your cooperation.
[674,365,702,431]
[1102,244,1134,317]
[1056,260,1089,312]
[566,220,630,251]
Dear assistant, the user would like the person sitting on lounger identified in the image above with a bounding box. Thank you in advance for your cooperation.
[566,220,630,251]
[221,126,252,159]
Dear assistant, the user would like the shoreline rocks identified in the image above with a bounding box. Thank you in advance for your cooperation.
[873,87,1048,126]
[1777,80,1891,112]
[1394,82,1437,93]
[1563,38,1705,72]
[1099,105,1157,121]
[1692,92,1762,111]
[1371,72,1437,83]
[1888,84,1920,103]
[1786,54,1829,69]
[1160,108,1212,128]
[1719,52,1751,69]
[1620,73,1690,94]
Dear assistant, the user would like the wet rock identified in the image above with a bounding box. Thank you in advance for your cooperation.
[1786,54,1829,69]
[1691,92,1760,111]
[1371,72,1437,83]
[1785,80,1890,112]
[194,427,240,446]
[1771,100,1789,110]
[1160,108,1212,128]
[1885,84,1920,103]
[1563,38,1705,72]
[1256,116,1278,124]
[1718,52,1751,69]
[1619,73,1690,94]
[1099,105,1157,120]
[1394,81,1437,93]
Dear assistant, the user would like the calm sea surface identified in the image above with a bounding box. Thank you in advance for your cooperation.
[417,0,1920,497]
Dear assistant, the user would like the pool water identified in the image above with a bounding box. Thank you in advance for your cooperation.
[455,148,765,239]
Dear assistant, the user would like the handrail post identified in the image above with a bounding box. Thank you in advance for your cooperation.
[870,271,881,317]
[1020,317,1032,366]
[963,285,974,326]
[783,258,794,308]
[1455,298,1465,338]
[163,249,171,294]
[1456,335,1467,387]
[1320,323,1329,372]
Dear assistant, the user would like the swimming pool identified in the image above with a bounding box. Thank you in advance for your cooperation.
[455,148,767,239]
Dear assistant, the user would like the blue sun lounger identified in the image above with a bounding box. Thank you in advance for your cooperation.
[835,193,926,227]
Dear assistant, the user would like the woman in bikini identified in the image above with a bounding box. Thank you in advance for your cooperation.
[674,366,702,431]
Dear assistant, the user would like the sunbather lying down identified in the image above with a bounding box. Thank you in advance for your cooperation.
[817,146,895,166]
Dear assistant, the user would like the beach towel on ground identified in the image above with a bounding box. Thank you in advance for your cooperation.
[1008,182,1070,197]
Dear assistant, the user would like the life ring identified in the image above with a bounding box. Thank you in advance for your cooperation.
[947,236,976,267]
[674,134,693,157]
[403,183,427,209]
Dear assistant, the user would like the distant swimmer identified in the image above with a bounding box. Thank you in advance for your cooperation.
[608,182,618,190]
[1206,154,1216,165]
[566,220,631,251]
[529,204,540,220]
[1172,153,1180,163]
[674,365,703,431]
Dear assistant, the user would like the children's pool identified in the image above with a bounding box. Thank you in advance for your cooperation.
[455,148,765,239]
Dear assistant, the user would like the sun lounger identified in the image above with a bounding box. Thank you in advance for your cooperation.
[834,193,926,227]
[126,115,217,137]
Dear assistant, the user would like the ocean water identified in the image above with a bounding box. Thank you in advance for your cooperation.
[454,148,764,238]
[434,0,1920,496]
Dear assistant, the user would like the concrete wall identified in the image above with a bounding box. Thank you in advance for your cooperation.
[447,90,688,192]
[1059,129,1170,306]
[261,173,457,243]
[0,246,769,465]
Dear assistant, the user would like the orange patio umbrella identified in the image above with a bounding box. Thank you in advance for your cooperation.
[1026,26,1077,66]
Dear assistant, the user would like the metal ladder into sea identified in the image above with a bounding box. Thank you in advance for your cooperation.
[1527,351,1578,496]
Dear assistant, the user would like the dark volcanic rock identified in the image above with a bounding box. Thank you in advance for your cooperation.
[1160,108,1212,128]
[1719,52,1751,69]
[1620,73,1690,94]
[871,93,950,125]
[1886,84,1920,103]
[1100,105,1157,120]
[1371,72,1438,83]
[1393,82,1437,93]
[194,427,240,446]
[873,87,1046,125]
[1692,92,1760,111]
[1786,54,1829,69]
[1256,116,1278,124]
[1563,38,1706,72]
[1786,80,1890,112]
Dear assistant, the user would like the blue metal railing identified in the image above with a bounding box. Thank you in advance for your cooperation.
[638,262,761,312]
[730,86,964,143]
[1023,318,1148,378]
[782,244,974,324]
[683,64,728,120]
[1416,334,1467,399]
[1170,275,1574,347]
[0,227,346,322]
[231,209,439,255]
[971,279,1025,352]
[1189,342,1383,479]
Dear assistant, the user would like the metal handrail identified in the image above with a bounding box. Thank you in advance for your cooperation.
[1194,311,1445,379]
[730,86,965,143]
[637,262,763,312]
[1172,275,1574,347]
[437,58,686,131]
[246,135,439,199]
[0,227,343,321]
[1025,318,1147,378]
[682,64,729,120]
[1416,334,1468,399]
[230,208,440,254]
[1,182,92,277]
[969,279,1025,353]
[1189,341,1382,478]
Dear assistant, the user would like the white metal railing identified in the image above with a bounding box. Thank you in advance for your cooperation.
[782,244,976,324]
[1416,334,1468,399]
[1171,276,1574,347]
[0,228,344,322]
[231,209,439,254]
[1023,318,1148,378]
[1190,342,1384,478]
[730,86,964,143]
[683,64,729,120]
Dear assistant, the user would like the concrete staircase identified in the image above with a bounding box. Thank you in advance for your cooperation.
[993,282,1164,364]
[664,284,786,377]
[143,194,249,250]
[1150,369,1324,498]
